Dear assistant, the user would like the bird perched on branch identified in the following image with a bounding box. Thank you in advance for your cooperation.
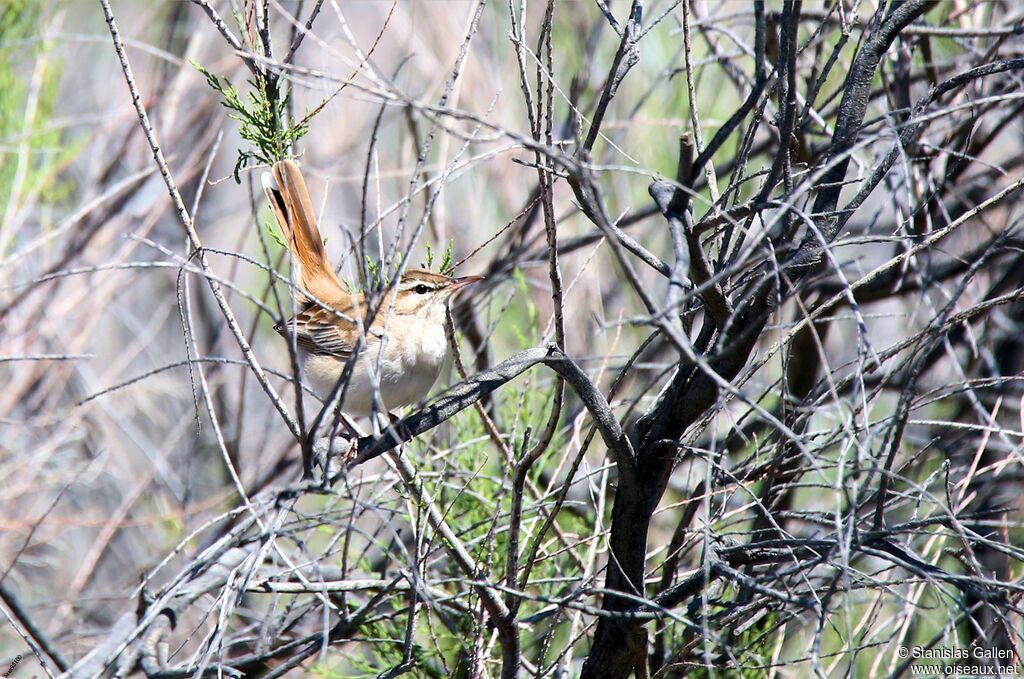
[262,159,482,419]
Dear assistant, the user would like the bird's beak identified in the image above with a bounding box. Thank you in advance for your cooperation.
[448,274,484,296]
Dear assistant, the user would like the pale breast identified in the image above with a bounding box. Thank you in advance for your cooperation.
[301,316,449,417]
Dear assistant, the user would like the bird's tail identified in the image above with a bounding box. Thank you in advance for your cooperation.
[262,159,344,303]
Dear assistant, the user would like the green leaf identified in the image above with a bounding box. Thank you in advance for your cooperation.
[190,59,317,182]
[264,220,287,249]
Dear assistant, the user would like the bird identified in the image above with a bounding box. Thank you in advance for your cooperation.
[262,159,482,419]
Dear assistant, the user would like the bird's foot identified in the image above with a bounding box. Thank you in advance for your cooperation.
[312,435,359,484]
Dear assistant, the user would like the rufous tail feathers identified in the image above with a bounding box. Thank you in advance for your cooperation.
[261,159,345,303]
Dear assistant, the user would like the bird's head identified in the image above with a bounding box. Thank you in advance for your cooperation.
[392,268,484,322]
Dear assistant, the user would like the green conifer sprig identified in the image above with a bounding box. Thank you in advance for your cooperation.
[191,60,311,182]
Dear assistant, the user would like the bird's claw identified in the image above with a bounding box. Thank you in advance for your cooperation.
[312,435,358,483]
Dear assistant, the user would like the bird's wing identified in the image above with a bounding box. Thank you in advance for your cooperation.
[276,304,359,359]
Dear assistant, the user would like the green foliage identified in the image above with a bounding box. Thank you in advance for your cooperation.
[423,239,455,274]
[342,252,442,294]
[315,614,448,678]
[340,240,457,294]
[509,268,539,347]
[191,60,311,182]
[365,256,388,290]
[346,240,456,294]
[340,257,392,294]
[680,594,783,678]
[264,219,287,249]
[0,1,78,224]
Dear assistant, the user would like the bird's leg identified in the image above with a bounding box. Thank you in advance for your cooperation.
[313,435,359,485]
[313,414,363,483]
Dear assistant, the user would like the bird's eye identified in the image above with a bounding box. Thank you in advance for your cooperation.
[413,284,431,294]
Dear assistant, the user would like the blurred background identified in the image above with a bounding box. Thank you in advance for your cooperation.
[3,1,1024,677]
